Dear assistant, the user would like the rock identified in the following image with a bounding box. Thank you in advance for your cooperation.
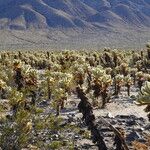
[67,115,74,123]
[74,145,79,150]
[46,140,50,143]
[39,100,48,107]
[68,113,76,117]
[144,123,150,130]
[116,115,136,119]
[82,144,91,149]
[130,95,136,100]
[126,119,137,126]
[138,117,145,122]
[74,135,80,140]
[27,144,39,149]
[138,138,147,143]
[100,127,112,132]
[110,120,117,125]
[70,122,76,126]
[126,131,141,141]
[78,129,85,135]
[51,134,59,140]
[68,133,73,137]
[107,112,114,118]
[62,140,69,146]
[134,128,144,132]
[50,131,59,134]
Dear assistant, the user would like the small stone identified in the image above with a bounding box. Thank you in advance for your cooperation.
[138,117,145,122]
[126,131,141,141]
[144,123,150,130]
[74,145,79,150]
[138,138,147,143]
[107,112,114,118]
[110,120,117,125]
[46,140,50,143]
[82,144,91,149]
[126,119,137,126]
[70,122,76,126]
[39,100,48,106]
[135,128,144,132]
[51,134,59,140]
[74,135,80,139]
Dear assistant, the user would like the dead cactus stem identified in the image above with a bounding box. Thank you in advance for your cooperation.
[76,86,107,150]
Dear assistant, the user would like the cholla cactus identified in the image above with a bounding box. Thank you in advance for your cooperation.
[120,63,129,76]
[114,74,124,97]
[25,69,38,88]
[135,60,142,71]
[146,42,150,59]
[136,71,143,78]
[115,74,124,85]
[92,67,105,80]
[52,88,68,116]
[91,67,105,100]
[0,79,7,90]
[73,67,85,86]
[136,81,150,121]
[105,67,112,75]
[58,73,73,91]
[124,75,133,96]
[0,79,7,99]
[101,75,112,107]
[51,63,61,72]
[91,67,112,108]
[136,71,145,90]
[8,89,25,114]
[144,74,150,82]
[101,75,112,88]
[102,50,113,67]
[130,68,138,85]
[132,52,141,65]
[13,59,22,70]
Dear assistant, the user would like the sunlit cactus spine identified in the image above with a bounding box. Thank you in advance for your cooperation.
[136,81,150,121]
[8,89,25,115]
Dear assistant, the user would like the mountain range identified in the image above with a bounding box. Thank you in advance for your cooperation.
[0,0,150,50]
[0,0,150,29]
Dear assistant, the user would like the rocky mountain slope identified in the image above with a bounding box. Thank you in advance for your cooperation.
[0,0,150,50]
[0,0,150,30]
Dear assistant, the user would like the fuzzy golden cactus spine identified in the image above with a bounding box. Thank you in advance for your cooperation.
[136,81,150,121]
